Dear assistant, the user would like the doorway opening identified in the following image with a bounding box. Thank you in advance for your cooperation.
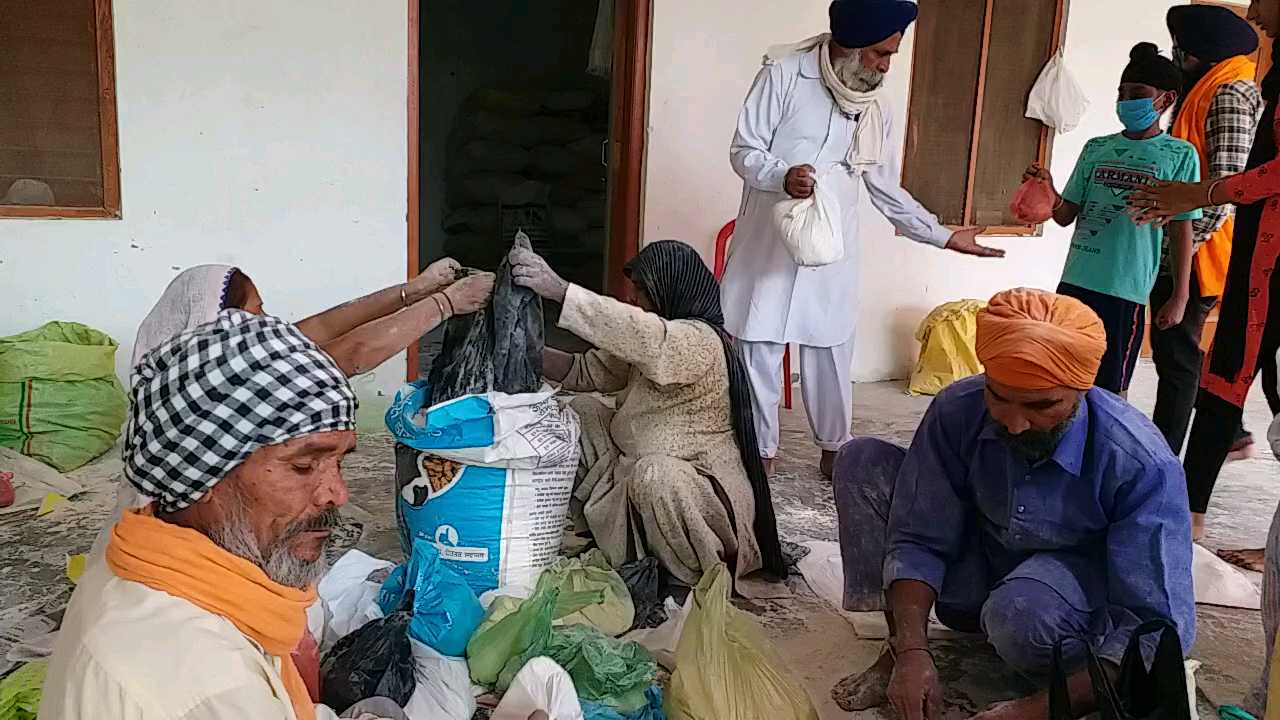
[406,0,650,379]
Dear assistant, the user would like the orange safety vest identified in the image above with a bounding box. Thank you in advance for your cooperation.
[1170,55,1258,298]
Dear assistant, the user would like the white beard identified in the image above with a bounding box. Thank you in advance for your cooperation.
[208,492,331,590]
[833,49,885,93]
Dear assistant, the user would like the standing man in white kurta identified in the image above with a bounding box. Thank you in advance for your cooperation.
[722,0,1005,477]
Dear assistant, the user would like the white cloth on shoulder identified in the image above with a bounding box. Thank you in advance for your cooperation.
[764,34,886,172]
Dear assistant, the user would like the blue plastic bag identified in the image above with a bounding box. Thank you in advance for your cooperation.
[378,539,485,657]
[385,381,496,452]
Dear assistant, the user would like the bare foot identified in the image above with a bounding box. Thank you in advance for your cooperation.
[1191,513,1206,542]
[820,450,837,480]
[1228,432,1257,462]
[1218,547,1266,572]
[762,456,774,477]
[832,648,893,711]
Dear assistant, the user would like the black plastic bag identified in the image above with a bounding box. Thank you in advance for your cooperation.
[428,231,544,406]
[619,558,666,631]
[1049,620,1189,720]
[319,609,416,713]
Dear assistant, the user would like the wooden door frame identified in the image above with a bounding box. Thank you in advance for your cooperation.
[405,0,651,381]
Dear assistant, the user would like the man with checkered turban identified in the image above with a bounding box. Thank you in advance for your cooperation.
[41,311,403,720]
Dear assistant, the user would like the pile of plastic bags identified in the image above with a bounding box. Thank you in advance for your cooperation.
[310,544,817,720]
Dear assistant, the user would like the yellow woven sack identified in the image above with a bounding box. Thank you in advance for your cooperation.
[908,300,986,396]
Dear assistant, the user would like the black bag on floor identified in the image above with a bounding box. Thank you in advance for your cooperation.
[319,607,417,713]
[427,230,544,406]
[1049,620,1190,720]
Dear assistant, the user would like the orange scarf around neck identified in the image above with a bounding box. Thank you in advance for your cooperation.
[1171,55,1258,298]
[105,509,317,720]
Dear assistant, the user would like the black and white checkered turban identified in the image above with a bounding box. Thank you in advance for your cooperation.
[125,310,357,513]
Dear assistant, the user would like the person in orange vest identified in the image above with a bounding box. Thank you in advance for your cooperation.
[1151,5,1263,463]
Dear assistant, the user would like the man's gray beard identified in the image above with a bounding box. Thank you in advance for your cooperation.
[208,492,336,590]
[833,49,885,93]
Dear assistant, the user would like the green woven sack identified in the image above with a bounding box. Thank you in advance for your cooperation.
[0,322,127,472]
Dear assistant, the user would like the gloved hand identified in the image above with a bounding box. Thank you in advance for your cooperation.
[509,246,569,303]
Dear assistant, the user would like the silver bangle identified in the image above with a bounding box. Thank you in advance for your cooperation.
[400,285,409,308]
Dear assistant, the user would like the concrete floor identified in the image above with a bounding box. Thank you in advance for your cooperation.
[0,360,1272,716]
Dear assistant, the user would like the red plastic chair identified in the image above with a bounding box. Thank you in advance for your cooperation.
[714,220,793,410]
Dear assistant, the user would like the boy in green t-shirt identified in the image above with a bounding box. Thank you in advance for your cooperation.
[1025,42,1202,395]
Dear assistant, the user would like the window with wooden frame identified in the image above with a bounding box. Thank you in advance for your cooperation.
[0,0,120,219]
[901,0,1065,234]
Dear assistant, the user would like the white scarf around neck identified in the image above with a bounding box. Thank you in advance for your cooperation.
[764,33,886,173]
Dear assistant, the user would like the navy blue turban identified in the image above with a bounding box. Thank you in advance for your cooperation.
[829,0,919,49]
[1167,5,1259,64]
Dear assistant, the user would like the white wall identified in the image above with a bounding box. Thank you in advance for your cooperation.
[0,1,409,408]
[645,0,1186,382]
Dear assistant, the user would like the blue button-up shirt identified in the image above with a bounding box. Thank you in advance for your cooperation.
[884,375,1195,658]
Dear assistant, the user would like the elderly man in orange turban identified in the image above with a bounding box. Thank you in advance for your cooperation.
[828,288,1195,720]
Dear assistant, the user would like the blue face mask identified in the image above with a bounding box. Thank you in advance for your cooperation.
[1116,98,1161,133]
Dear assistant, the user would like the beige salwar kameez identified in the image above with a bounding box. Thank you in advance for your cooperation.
[556,284,762,584]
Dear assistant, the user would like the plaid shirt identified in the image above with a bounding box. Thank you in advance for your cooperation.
[1161,79,1264,274]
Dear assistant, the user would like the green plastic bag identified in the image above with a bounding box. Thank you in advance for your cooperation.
[541,549,635,637]
[666,564,817,720]
[468,586,560,691]
[0,660,47,720]
[0,322,127,472]
[547,624,656,713]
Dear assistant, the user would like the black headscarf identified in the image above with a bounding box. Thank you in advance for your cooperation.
[623,240,786,580]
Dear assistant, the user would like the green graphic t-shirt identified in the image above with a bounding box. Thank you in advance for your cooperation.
[1060,132,1202,305]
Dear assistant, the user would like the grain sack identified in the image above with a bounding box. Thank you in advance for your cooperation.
[388,386,581,596]
[568,136,606,162]
[577,196,607,228]
[443,207,500,235]
[466,88,537,116]
[459,175,549,206]
[465,112,544,148]
[526,117,592,146]
[0,322,127,472]
[551,206,588,237]
[542,89,596,113]
[531,146,583,178]
[458,140,531,174]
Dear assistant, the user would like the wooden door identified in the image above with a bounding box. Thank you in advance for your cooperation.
[604,0,652,298]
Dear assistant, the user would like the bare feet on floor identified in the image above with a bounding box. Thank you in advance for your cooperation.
[820,450,836,480]
[831,648,892,711]
[1218,547,1266,572]
[762,456,774,477]
[1228,432,1257,462]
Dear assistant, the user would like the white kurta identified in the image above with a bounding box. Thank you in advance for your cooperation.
[41,559,362,720]
[721,46,952,348]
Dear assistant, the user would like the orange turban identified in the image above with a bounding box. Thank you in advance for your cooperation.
[976,288,1106,391]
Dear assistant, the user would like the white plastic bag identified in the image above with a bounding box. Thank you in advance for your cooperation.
[491,657,585,720]
[1025,48,1089,134]
[772,175,844,267]
[403,639,476,720]
[622,595,693,670]
[315,550,395,653]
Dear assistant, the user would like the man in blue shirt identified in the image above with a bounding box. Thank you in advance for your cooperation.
[831,288,1194,720]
